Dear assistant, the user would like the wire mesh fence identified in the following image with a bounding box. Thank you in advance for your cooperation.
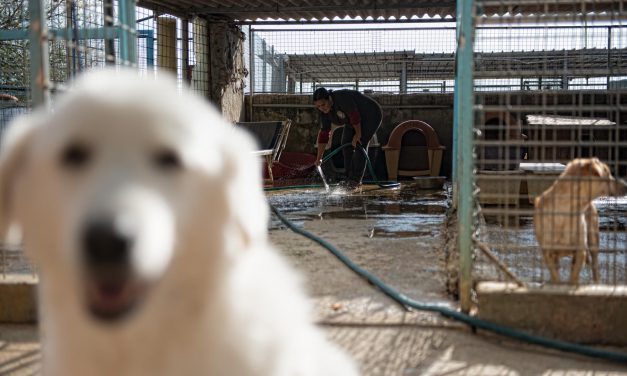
[134,8,211,97]
[247,26,457,94]
[0,1,221,279]
[0,0,137,278]
[2,0,627,295]
[471,5,627,290]
[1,0,31,128]
[47,0,113,87]
[246,24,627,95]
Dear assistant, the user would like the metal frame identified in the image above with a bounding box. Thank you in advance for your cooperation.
[119,0,138,64]
[28,0,50,108]
[454,0,475,313]
[246,24,627,95]
[10,0,140,109]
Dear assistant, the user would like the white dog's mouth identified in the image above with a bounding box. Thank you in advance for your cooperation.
[81,218,150,323]
[85,274,147,322]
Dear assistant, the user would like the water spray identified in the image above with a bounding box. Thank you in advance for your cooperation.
[316,165,330,192]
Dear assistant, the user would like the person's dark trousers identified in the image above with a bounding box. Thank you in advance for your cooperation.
[340,117,381,184]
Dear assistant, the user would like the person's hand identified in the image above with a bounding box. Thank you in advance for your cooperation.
[314,158,322,167]
[352,134,361,148]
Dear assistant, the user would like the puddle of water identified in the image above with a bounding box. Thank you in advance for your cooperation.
[369,218,443,238]
[270,185,447,212]
[268,183,451,238]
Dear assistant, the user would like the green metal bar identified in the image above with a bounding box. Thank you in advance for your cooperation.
[118,0,137,65]
[126,0,137,64]
[454,0,476,313]
[53,27,122,40]
[140,30,155,67]
[28,0,50,108]
[0,30,28,40]
[1,27,122,42]
[452,28,460,203]
[118,0,129,63]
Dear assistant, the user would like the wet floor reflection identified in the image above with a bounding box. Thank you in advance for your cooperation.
[267,183,450,239]
[267,182,626,284]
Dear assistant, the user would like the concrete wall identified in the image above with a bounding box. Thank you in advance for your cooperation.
[0,275,37,323]
[245,91,627,178]
[477,282,627,345]
[208,20,247,123]
[245,93,455,177]
[189,18,246,123]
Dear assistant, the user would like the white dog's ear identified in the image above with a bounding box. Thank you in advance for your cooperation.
[0,116,37,241]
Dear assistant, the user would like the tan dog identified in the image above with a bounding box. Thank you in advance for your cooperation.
[534,158,627,284]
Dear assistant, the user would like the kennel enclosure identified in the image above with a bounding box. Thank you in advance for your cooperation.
[1,0,627,344]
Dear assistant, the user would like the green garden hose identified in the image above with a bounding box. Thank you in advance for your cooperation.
[268,199,627,364]
[270,205,627,363]
[267,143,627,363]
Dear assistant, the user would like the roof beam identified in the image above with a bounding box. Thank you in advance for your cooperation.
[196,1,456,15]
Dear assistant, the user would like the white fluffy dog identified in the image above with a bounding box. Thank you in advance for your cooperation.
[0,70,358,376]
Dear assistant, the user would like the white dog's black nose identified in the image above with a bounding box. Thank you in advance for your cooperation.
[83,219,132,268]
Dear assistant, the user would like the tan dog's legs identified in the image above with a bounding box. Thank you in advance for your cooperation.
[569,250,585,284]
[586,204,600,283]
[544,251,561,283]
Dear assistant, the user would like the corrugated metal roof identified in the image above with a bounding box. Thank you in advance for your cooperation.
[137,0,621,21]
[284,48,627,82]
[286,51,446,81]
[137,0,457,20]
[474,48,627,79]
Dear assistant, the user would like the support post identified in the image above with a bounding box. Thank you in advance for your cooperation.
[191,17,209,97]
[103,0,115,64]
[261,39,267,92]
[157,17,177,74]
[118,0,137,65]
[454,0,476,313]
[249,26,254,121]
[182,19,190,84]
[28,0,50,108]
[400,62,407,94]
[607,26,612,88]
[65,0,73,79]
[142,30,154,67]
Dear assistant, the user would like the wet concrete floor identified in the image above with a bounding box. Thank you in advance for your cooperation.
[1,182,626,375]
[267,183,451,306]
[266,182,627,375]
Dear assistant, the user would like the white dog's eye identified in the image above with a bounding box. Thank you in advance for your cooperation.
[154,149,182,171]
[60,142,92,170]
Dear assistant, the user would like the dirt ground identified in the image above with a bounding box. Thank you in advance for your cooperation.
[1,182,626,375]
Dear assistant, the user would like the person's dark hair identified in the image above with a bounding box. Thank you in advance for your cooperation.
[312,87,332,101]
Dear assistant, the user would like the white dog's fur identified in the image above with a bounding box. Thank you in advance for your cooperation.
[0,70,358,376]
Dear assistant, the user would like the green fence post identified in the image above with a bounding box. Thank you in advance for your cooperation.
[28,0,50,108]
[118,0,137,65]
[454,0,476,313]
